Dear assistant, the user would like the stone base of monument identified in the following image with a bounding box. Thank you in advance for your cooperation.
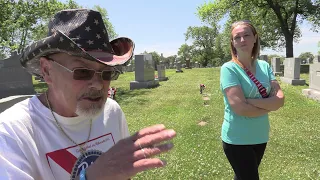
[157,77,168,81]
[302,89,320,102]
[280,77,306,85]
[176,70,183,73]
[0,95,34,113]
[130,80,160,90]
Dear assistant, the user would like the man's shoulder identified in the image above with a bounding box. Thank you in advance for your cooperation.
[0,97,35,135]
[104,98,122,112]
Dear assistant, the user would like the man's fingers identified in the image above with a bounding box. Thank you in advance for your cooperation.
[132,158,167,173]
[135,129,176,149]
[133,143,174,160]
[130,124,166,141]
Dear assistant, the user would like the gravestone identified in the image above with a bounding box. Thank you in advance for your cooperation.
[280,58,305,85]
[260,55,268,62]
[302,57,320,101]
[185,58,192,69]
[156,64,168,81]
[271,57,282,76]
[0,52,35,99]
[175,58,183,73]
[315,55,320,63]
[194,62,200,68]
[130,54,159,90]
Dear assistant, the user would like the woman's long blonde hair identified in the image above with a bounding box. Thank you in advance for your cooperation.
[230,20,260,68]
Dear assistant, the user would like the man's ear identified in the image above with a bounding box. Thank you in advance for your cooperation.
[39,57,52,84]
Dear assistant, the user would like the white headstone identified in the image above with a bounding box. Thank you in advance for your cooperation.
[156,64,168,81]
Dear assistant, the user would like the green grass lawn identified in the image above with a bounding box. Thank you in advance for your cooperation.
[33,68,320,179]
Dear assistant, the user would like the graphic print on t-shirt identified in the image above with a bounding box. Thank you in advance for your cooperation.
[46,133,115,180]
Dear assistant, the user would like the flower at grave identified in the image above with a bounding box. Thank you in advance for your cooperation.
[107,87,117,100]
[200,84,206,94]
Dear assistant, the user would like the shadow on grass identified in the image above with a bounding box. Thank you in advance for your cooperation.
[115,86,159,105]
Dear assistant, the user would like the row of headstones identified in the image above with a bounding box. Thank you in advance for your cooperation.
[0,52,191,98]
[271,55,320,102]
[122,59,210,72]
[1,53,319,100]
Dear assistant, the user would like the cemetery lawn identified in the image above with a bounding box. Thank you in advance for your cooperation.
[33,69,320,180]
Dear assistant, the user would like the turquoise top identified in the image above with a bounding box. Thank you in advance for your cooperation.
[220,60,276,145]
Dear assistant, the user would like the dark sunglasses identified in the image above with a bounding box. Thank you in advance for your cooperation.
[45,57,120,81]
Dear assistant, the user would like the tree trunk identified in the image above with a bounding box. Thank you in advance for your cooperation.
[284,34,294,58]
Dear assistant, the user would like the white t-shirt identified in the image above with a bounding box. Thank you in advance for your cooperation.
[0,96,130,180]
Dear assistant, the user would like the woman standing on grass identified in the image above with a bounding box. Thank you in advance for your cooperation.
[219,20,285,180]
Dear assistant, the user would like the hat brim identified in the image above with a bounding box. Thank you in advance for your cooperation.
[87,37,135,66]
[20,30,134,77]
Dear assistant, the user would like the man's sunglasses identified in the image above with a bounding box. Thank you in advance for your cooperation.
[45,57,120,81]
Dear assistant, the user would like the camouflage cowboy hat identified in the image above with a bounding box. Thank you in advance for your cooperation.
[20,8,134,78]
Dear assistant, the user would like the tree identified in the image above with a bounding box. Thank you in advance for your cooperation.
[0,0,77,58]
[166,55,177,64]
[0,1,117,58]
[197,0,320,58]
[299,52,315,63]
[184,26,218,66]
[178,43,194,63]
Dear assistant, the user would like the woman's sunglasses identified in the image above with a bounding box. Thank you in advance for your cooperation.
[45,57,120,81]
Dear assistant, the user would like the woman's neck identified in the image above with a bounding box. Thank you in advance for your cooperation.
[237,53,253,69]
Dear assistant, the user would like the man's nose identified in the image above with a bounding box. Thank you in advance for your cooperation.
[88,73,104,90]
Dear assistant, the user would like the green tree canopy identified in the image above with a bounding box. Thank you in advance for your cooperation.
[197,0,320,58]
[0,0,117,59]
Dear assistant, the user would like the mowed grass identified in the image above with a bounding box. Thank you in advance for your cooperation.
[34,69,320,179]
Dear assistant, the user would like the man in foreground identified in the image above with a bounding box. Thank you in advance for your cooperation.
[0,9,176,180]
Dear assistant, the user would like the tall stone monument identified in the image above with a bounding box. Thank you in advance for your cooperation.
[130,54,159,90]
[280,58,305,85]
[302,55,320,101]
[271,57,282,76]
[175,57,183,73]
[0,52,35,99]
[156,64,168,81]
[185,58,192,69]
